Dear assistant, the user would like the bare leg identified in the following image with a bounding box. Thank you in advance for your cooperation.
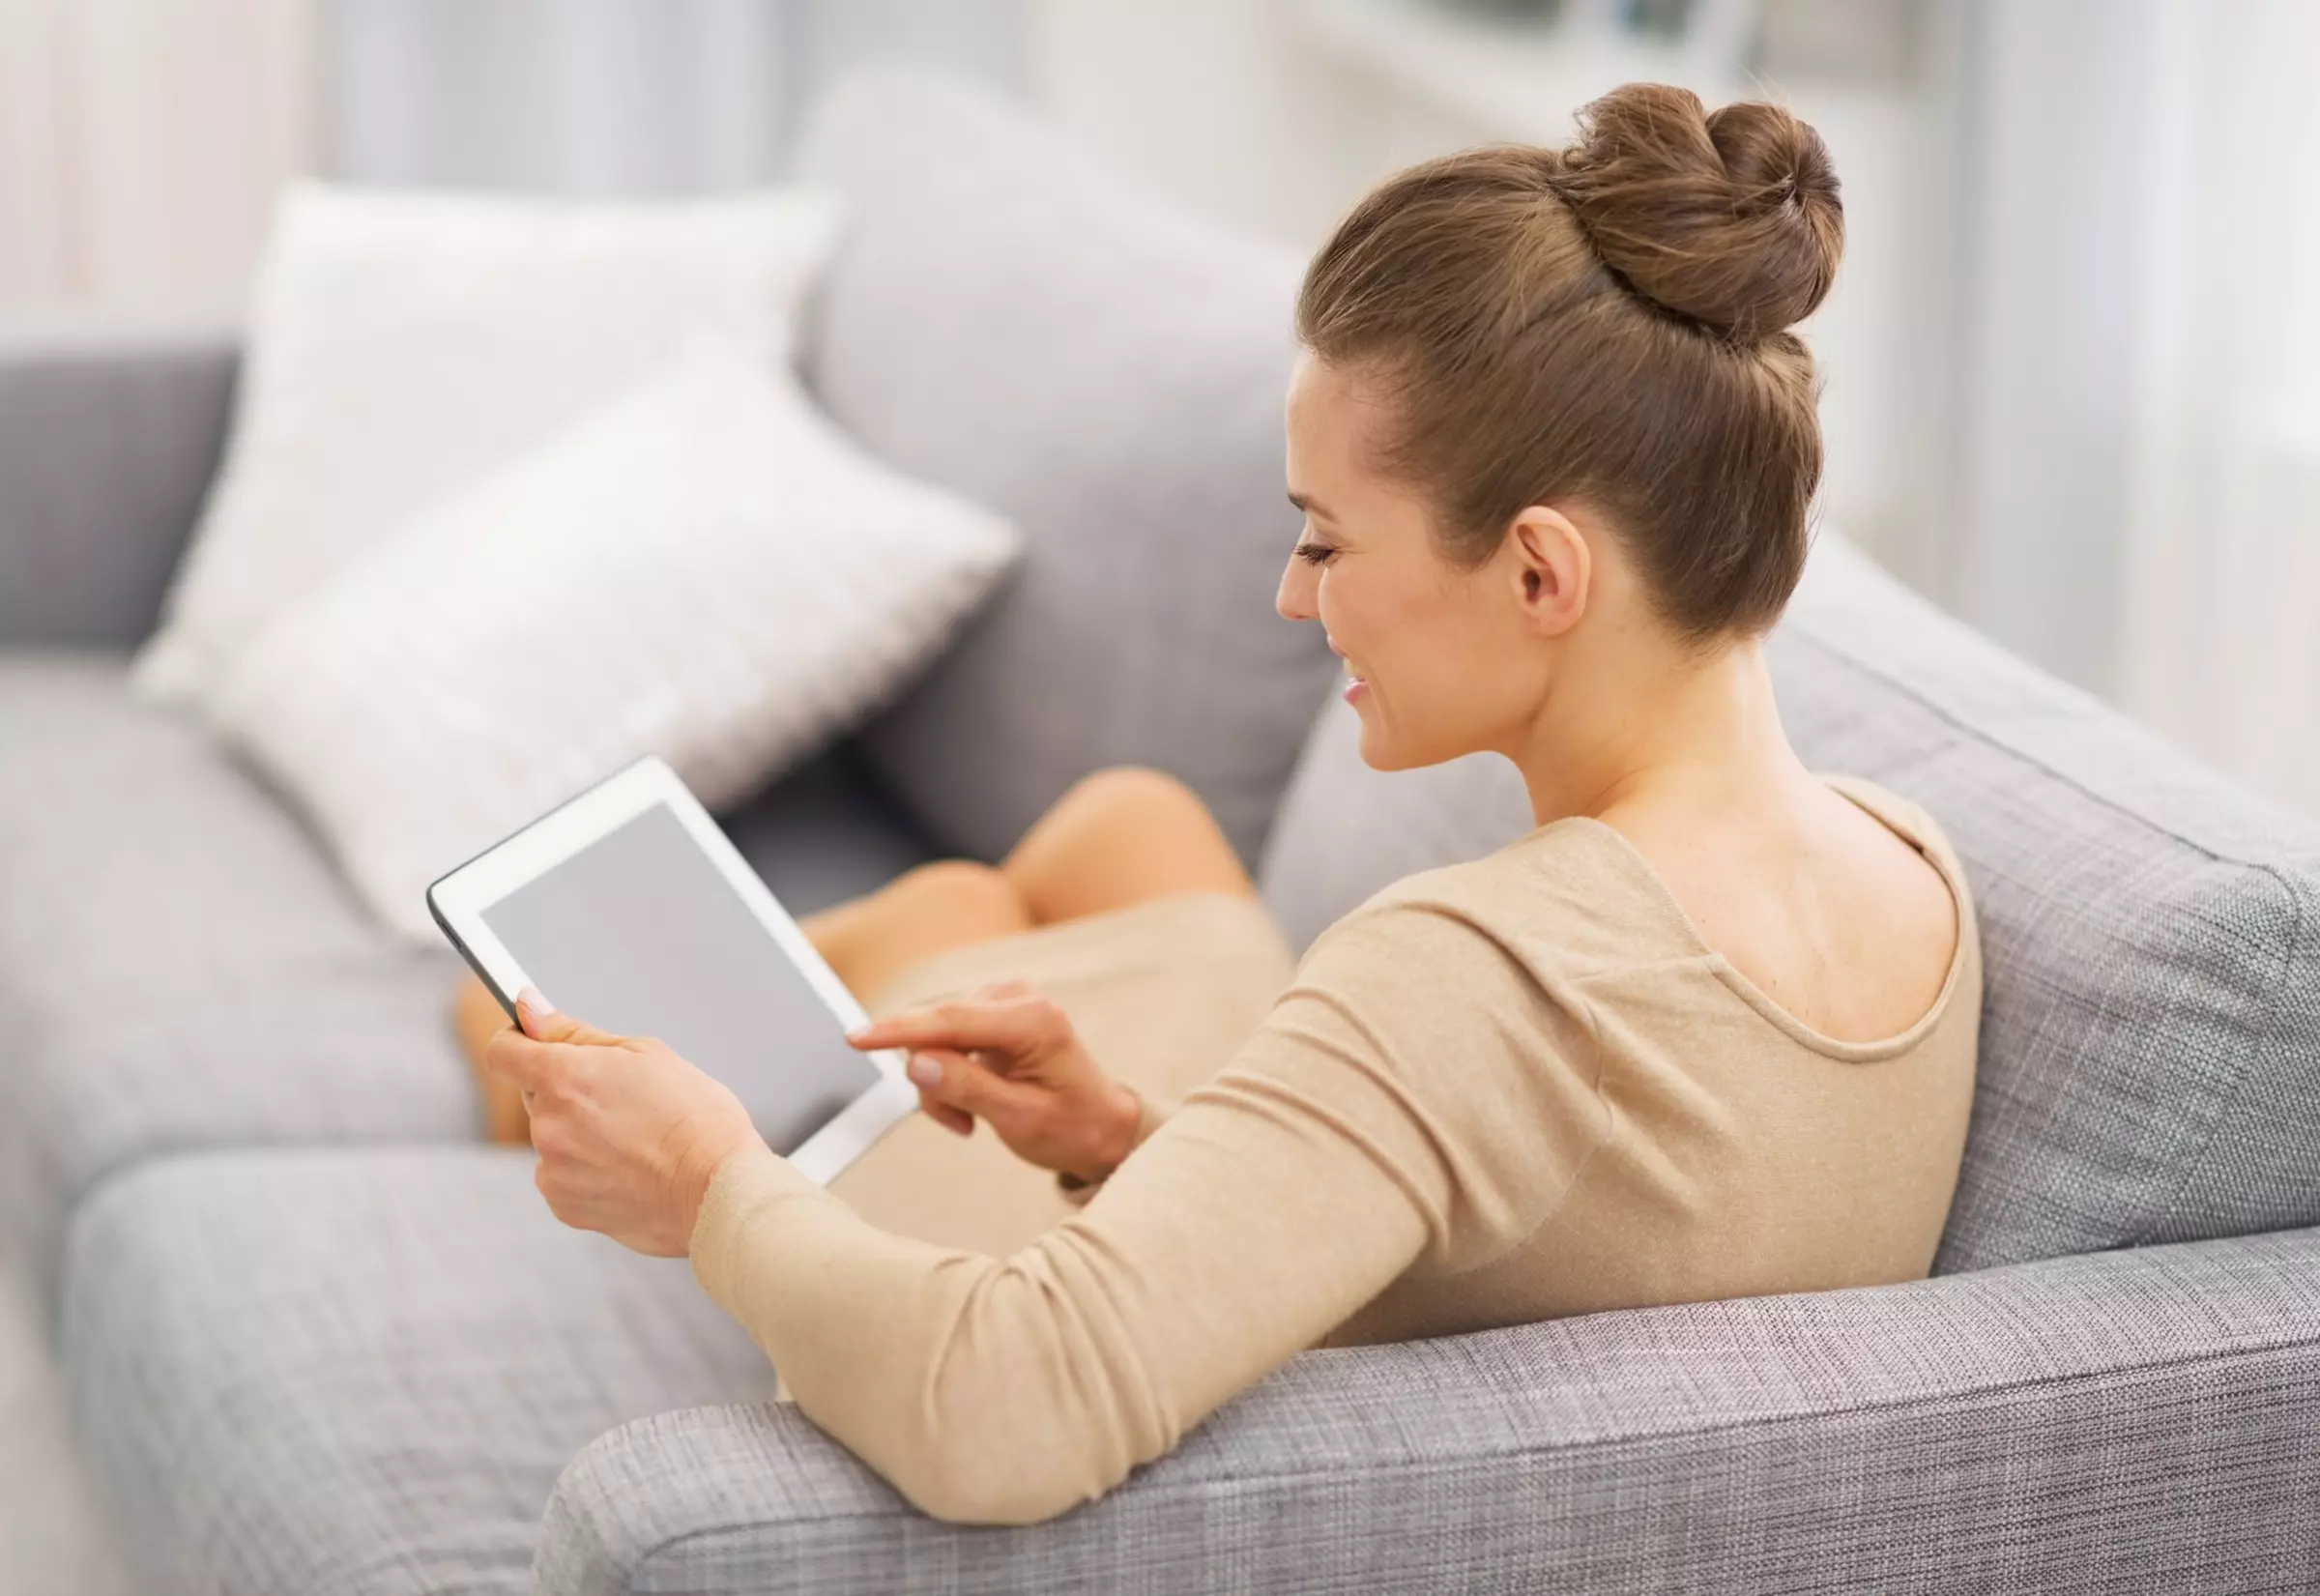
[452,973,531,1144]
[793,859,1035,1004]
[998,765,1256,926]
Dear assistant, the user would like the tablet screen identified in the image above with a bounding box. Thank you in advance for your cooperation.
[480,798,879,1155]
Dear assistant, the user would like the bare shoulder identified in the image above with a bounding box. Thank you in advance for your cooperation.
[1821,782,1960,938]
[1783,781,1961,1040]
[1607,779,1962,1044]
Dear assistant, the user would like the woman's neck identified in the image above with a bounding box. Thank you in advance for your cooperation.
[1506,634,1813,830]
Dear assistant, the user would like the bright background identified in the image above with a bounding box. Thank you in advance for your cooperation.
[8,0,2316,814]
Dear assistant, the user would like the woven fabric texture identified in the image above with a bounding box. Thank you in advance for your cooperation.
[542,1219,2320,1594]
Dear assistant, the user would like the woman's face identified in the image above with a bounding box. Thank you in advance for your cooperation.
[1277,349,1546,771]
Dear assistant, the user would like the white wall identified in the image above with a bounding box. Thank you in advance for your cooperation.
[1942,0,2320,812]
[0,0,317,316]
[1021,0,1954,570]
[326,0,1022,195]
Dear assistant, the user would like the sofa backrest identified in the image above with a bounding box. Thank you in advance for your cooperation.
[1778,536,2320,1272]
[791,67,1337,871]
[1261,531,2320,1276]
[0,319,237,649]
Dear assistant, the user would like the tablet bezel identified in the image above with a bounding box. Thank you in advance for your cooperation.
[425,753,918,1187]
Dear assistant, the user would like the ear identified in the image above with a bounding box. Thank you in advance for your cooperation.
[1506,505,1590,638]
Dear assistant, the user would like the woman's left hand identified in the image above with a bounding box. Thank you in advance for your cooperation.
[483,985,766,1258]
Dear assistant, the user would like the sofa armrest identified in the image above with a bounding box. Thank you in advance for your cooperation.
[536,1224,2320,1594]
[0,314,238,648]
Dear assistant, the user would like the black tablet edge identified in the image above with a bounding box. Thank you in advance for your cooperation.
[419,752,668,1026]
[425,883,519,1026]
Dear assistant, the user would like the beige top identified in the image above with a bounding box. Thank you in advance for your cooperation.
[690,772,1982,1525]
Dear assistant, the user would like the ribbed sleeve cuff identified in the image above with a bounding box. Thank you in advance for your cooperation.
[1056,1086,1172,1207]
[689,1143,854,1406]
[689,1142,835,1315]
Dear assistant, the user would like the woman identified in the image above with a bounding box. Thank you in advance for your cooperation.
[468,83,1981,1526]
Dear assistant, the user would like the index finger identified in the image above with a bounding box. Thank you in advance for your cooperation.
[844,994,1050,1055]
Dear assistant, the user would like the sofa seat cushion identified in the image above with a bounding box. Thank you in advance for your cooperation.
[0,651,942,1330]
[793,66,1339,872]
[62,1146,774,1596]
[0,651,414,1043]
[1257,534,2320,1276]
[4,959,476,1337]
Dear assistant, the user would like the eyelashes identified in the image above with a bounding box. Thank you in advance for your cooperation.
[1293,542,1338,566]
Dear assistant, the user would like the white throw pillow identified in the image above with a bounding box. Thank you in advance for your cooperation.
[132,180,845,704]
[205,333,1025,943]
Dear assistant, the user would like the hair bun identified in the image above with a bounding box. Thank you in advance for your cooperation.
[1550,82,1842,343]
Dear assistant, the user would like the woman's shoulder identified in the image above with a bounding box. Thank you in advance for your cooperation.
[1815,766,1984,998]
[1812,771,1981,958]
[1815,773,1970,886]
[1304,772,1978,1005]
[1302,819,1709,987]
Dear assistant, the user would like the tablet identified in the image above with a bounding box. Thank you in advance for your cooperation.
[425,753,918,1185]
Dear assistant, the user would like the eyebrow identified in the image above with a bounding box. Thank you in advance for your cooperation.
[1287,490,1333,519]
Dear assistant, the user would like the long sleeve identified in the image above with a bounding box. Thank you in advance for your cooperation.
[688,892,1615,1526]
[1054,1083,1170,1206]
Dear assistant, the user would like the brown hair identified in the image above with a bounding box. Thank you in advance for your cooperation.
[1295,82,1843,642]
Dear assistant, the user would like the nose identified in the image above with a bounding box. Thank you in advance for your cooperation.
[1275,552,1317,624]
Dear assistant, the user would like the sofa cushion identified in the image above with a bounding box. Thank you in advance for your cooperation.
[0,652,942,1331]
[0,652,407,1040]
[1258,732,1534,957]
[1777,537,2320,1274]
[62,1146,772,1596]
[793,65,1337,871]
[204,332,1021,943]
[1256,533,2320,1276]
[0,319,234,649]
[130,183,844,705]
[4,960,475,1335]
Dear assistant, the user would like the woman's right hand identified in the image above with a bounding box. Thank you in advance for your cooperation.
[843,978,1144,1185]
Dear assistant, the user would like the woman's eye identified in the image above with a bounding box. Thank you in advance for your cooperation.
[1294,542,1337,566]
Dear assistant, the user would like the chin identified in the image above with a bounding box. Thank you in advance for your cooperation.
[1353,714,1415,772]
[1353,701,1464,773]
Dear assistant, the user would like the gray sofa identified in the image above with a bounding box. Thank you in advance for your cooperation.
[6,65,2320,1596]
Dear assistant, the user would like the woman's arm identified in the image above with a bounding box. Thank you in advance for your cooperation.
[687,897,1615,1525]
[687,1050,1433,1525]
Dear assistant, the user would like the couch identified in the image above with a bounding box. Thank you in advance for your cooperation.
[6,65,2320,1596]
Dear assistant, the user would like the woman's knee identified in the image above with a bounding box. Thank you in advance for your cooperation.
[887,858,1033,930]
[1053,765,1215,831]
[1008,765,1255,919]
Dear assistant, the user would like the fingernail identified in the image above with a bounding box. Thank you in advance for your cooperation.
[844,1024,872,1041]
[517,985,556,1019]
[907,1052,941,1087]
